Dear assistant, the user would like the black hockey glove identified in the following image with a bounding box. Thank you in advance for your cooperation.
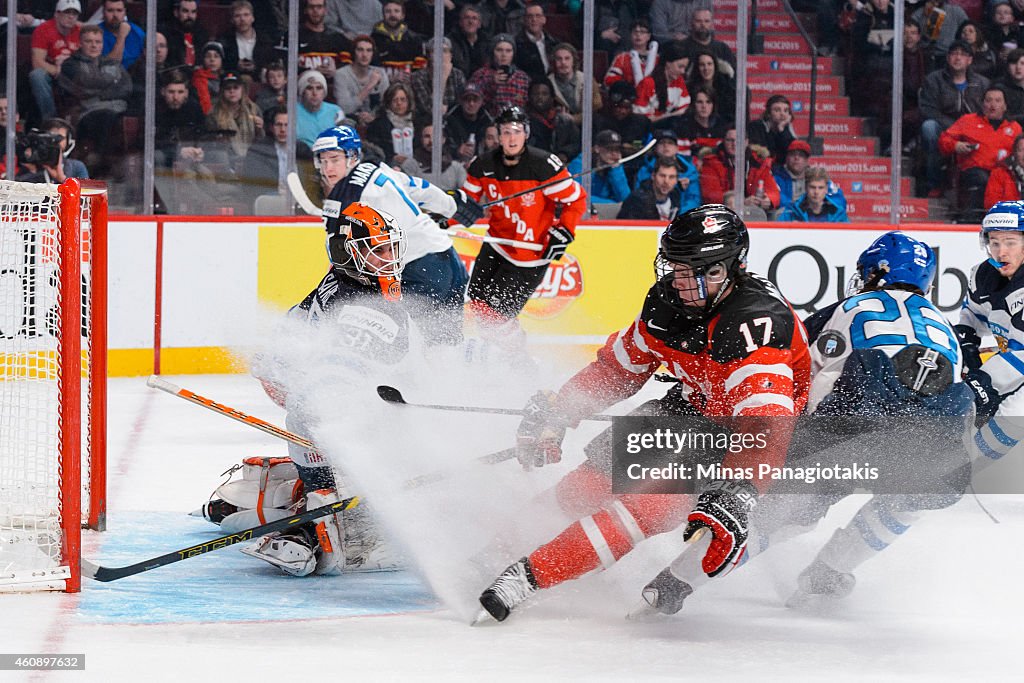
[683,479,758,578]
[964,369,1002,426]
[516,390,568,470]
[954,324,983,372]
[543,225,574,261]
[448,189,485,227]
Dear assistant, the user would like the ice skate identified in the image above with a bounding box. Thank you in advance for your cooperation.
[786,559,856,611]
[627,567,694,620]
[476,557,538,623]
[240,526,319,577]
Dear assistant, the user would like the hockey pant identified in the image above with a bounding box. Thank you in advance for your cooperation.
[401,247,469,346]
[466,242,549,321]
[526,461,692,589]
[973,386,1024,462]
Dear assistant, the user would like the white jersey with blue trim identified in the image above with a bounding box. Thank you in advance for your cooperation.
[960,261,1024,395]
[807,289,962,412]
[323,161,458,263]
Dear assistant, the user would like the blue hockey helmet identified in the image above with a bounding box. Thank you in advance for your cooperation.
[312,125,362,168]
[852,231,937,295]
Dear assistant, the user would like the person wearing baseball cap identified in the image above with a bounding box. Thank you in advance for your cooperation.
[567,130,631,204]
[446,81,494,163]
[633,128,702,214]
[29,0,82,121]
[919,36,989,196]
[772,138,847,217]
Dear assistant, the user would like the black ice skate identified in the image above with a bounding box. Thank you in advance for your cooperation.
[787,559,857,610]
[477,557,539,623]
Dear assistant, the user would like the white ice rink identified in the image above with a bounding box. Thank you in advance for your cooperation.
[5,372,1024,682]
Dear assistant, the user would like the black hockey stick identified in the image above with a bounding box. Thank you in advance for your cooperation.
[479,138,656,209]
[377,385,616,421]
[82,497,360,582]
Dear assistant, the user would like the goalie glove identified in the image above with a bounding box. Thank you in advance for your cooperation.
[448,189,485,227]
[516,390,568,470]
[543,225,574,261]
[683,479,758,578]
[964,368,1002,426]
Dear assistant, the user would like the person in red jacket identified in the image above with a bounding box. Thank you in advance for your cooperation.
[984,133,1024,208]
[475,204,811,623]
[699,127,781,212]
[939,84,1022,220]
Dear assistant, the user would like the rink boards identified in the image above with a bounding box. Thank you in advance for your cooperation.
[100,218,984,376]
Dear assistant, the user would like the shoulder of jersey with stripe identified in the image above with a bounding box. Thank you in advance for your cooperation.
[710,275,798,364]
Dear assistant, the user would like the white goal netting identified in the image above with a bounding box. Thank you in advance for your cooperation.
[0,180,98,591]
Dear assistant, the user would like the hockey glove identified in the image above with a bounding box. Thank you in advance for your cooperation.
[964,369,1002,426]
[954,324,983,372]
[516,390,568,470]
[543,226,574,261]
[448,189,485,227]
[683,479,758,578]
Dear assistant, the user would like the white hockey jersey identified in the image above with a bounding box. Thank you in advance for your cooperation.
[960,261,1024,396]
[806,289,962,413]
[323,161,458,264]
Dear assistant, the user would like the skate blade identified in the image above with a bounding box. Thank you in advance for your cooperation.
[785,590,844,614]
[625,601,663,621]
[470,608,496,626]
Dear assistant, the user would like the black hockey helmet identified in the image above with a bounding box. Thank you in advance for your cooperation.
[654,204,749,317]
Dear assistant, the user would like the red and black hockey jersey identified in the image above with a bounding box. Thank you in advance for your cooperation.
[556,274,811,490]
[463,146,587,266]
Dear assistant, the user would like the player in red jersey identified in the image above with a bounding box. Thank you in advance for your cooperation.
[461,106,587,362]
[476,204,811,622]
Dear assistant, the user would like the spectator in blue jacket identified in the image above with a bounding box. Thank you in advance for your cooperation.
[634,128,701,213]
[568,129,630,204]
[774,138,846,213]
[776,166,849,222]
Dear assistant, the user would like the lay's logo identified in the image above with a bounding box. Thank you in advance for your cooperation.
[523,254,584,319]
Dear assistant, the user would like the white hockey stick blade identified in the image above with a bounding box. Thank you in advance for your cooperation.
[448,229,544,252]
[287,171,321,216]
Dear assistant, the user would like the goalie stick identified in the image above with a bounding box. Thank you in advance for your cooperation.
[82,497,360,582]
[147,375,315,449]
[148,376,516,490]
[377,385,617,420]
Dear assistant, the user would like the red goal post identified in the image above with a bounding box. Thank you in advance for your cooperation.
[0,178,107,593]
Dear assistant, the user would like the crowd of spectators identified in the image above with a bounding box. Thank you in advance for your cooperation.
[9,0,1018,223]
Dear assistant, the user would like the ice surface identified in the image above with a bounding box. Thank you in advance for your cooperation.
[4,372,1022,682]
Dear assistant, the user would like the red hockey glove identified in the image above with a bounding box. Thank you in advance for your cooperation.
[683,479,758,578]
[516,390,568,470]
[543,226,574,261]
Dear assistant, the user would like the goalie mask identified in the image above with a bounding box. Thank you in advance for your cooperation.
[847,231,936,296]
[654,204,749,319]
[326,203,405,301]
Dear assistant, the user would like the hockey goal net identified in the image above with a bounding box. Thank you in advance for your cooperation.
[0,179,107,593]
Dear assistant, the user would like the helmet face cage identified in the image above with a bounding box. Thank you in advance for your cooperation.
[326,204,405,299]
[848,231,936,296]
[654,204,749,317]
